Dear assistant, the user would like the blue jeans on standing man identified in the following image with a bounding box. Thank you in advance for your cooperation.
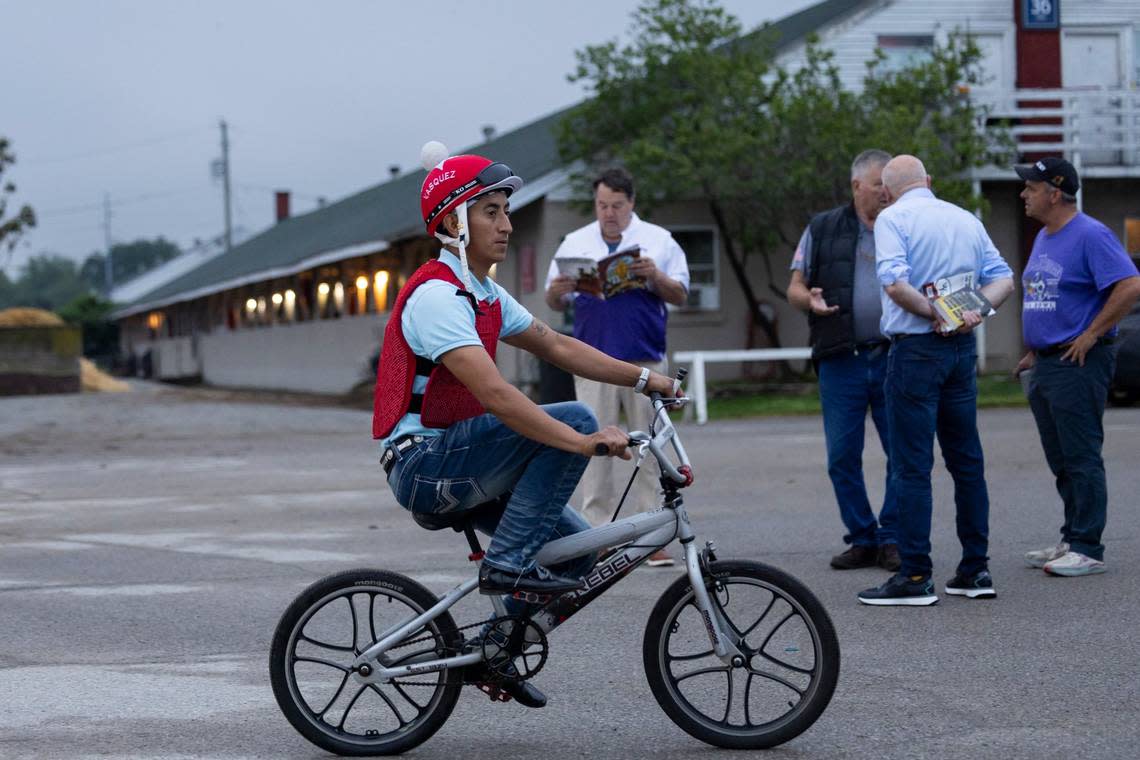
[886,332,990,579]
[386,401,597,580]
[818,347,898,547]
[1025,342,1115,562]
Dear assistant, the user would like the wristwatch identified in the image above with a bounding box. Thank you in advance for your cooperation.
[633,367,651,393]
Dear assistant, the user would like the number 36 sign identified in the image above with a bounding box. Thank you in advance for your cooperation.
[1023,0,1059,30]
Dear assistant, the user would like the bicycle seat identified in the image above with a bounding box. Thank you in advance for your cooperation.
[411,493,509,532]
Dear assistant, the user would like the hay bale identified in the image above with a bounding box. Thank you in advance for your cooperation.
[0,307,65,327]
[80,358,130,393]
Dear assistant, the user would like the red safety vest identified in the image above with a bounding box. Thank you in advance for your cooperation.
[372,259,501,439]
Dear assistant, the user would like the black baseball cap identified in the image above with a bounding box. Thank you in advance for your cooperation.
[1015,157,1080,195]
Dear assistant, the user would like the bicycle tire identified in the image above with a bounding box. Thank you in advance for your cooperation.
[269,568,463,756]
[643,559,839,749]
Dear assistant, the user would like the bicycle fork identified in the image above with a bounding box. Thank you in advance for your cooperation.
[676,508,746,666]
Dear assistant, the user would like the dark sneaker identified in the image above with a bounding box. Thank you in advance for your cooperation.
[478,563,584,596]
[877,543,901,571]
[830,544,878,570]
[945,570,996,598]
[857,573,938,606]
[464,663,547,708]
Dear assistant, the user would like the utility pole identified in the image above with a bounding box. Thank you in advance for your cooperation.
[103,192,113,296]
[220,119,233,252]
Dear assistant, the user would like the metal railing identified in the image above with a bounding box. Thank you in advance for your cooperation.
[977,87,1140,169]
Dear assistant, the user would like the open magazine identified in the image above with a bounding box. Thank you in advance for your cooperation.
[555,245,646,299]
[930,286,996,333]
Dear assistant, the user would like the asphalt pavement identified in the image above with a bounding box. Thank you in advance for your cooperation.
[1,383,1138,759]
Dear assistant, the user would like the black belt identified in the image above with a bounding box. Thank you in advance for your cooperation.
[853,340,889,355]
[1036,337,1114,358]
[380,434,425,476]
[890,332,929,343]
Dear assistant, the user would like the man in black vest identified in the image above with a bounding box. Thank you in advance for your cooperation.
[787,149,899,571]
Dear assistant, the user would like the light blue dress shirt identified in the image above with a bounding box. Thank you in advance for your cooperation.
[874,188,1012,337]
[380,249,534,448]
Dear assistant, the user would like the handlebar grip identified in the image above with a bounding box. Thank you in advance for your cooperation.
[594,443,609,456]
[675,367,688,382]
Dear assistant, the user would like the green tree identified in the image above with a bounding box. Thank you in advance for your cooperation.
[58,292,119,359]
[80,237,182,292]
[558,0,1010,348]
[861,33,1012,212]
[0,137,36,256]
[0,269,16,309]
[7,254,88,310]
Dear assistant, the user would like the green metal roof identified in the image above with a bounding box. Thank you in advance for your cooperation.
[120,0,865,315]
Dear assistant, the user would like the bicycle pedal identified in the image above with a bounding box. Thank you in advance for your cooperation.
[510,590,553,604]
[476,682,512,702]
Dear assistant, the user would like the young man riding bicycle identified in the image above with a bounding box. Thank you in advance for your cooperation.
[372,143,677,705]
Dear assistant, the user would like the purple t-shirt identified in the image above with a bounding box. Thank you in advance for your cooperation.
[572,289,668,361]
[1022,213,1139,349]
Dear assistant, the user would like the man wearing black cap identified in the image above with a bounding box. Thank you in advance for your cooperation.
[1014,157,1140,577]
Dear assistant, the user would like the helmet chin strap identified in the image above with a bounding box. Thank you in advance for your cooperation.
[454,203,475,294]
[434,202,476,295]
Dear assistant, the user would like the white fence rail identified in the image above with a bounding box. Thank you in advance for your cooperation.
[672,348,813,425]
[978,87,1140,168]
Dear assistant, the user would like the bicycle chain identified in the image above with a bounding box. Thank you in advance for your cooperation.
[373,617,545,688]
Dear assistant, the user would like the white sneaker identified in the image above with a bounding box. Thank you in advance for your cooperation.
[1043,550,1106,577]
[1025,541,1069,569]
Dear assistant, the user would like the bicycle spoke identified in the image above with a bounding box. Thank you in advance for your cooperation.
[298,633,355,653]
[315,672,351,719]
[721,670,734,724]
[758,611,814,674]
[746,665,806,696]
[666,648,715,662]
[673,664,729,683]
[336,685,368,731]
[294,655,350,673]
[757,649,814,676]
[744,672,755,726]
[390,681,429,713]
[369,593,378,643]
[740,595,777,639]
[366,684,411,728]
[347,595,360,653]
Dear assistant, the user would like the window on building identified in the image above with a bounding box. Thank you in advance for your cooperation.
[876,35,935,73]
[670,227,720,311]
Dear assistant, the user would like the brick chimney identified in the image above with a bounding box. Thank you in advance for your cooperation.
[275,191,291,222]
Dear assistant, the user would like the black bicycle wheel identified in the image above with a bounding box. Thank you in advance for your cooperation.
[269,569,463,756]
[643,560,840,749]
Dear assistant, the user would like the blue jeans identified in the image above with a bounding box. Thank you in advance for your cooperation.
[886,333,990,578]
[818,348,898,547]
[1025,343,1115,561]
[386,401,597,579]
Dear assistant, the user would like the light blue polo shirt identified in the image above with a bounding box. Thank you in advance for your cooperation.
[874,188,1012,337]
[379,249,534,449]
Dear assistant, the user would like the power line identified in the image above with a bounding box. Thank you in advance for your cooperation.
[24,127,213,167]
[235,182,325,203]
[38,187,204,217]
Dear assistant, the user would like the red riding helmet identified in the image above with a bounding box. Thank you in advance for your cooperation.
[419,142,523,236]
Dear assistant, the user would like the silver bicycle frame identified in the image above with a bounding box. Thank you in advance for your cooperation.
[351,394,743,684]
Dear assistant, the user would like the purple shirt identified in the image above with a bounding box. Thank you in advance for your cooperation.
[572,289,668,361]
[1022,213,1139,350]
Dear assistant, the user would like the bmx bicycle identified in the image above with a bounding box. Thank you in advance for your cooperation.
[270,375,840,755]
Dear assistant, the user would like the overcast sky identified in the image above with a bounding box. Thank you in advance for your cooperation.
[2,0,817,276]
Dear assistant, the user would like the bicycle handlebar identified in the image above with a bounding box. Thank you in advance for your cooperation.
[594,367,692,486]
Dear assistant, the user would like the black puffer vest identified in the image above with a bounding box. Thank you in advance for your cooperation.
[807,203,861,361]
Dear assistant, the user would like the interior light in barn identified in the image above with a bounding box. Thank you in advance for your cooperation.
[373,270,390,311]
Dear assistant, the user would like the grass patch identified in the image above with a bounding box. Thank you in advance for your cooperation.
[704,372,1026,420]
